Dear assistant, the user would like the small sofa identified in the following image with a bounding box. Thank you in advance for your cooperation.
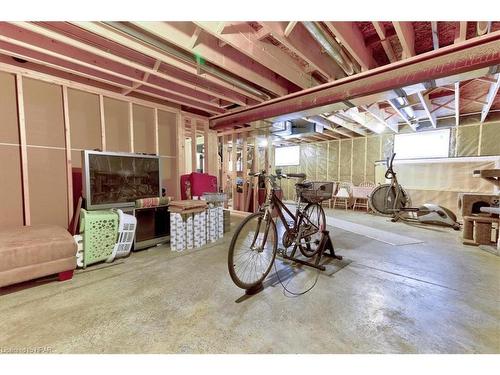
[0,224,76,288]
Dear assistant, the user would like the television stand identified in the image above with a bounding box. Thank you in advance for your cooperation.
[130,205,170,250]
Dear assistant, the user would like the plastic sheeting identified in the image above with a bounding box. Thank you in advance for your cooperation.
[339,139,352,182]
[352,138,366,185]
[480,121,500,156]
[316,142,328,181]
[327,140,340,181]
[456,125,479,156]
[366,136,381,184]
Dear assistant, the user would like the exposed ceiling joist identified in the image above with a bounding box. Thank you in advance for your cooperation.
[455,22,468,43]
[392,21,415,59]
[363,103,399,133]
[387,99,417,131]
[123,59,161,95]
[343,108,386,133]
[0,25,225,114]
[372,22,396,63]
[323,22,377,71]
[71,21,263,104]
[210,30,500,129]
[480,73,500,122]
[194,21,318,89]
[306,115,353,138]
[431,22,439,50]
[326,113,369,136]
[255,22,345,80]
[455,82,460,127]
[416,91,437,128]
[127,21,283,99]
[284,22,298,37]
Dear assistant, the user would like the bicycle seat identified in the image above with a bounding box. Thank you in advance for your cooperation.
[296,182,313,189]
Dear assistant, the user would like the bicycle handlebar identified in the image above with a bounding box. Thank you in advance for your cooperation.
[248,170,307,180]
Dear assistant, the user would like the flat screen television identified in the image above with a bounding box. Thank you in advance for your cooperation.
[82,150,161,210]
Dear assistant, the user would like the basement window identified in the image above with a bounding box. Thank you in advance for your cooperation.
[394,129,451,159]
[275,145,300,166]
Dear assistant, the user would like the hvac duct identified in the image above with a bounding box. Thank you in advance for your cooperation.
[302,21,355,76]
[103,22,271,100]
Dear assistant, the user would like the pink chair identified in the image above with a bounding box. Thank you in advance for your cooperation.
[352,182,376,211]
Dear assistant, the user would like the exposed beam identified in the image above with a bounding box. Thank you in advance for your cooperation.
[123,59,161,95]
[387,99,417,131]
[129,21,289,99]
[455,82,460,127]
[416,91,437,128]
[343,108,386,133]
[477,21,491,36]
[284,22,298,37]
[455,22,468,43]
[431,22,439,50]
[5,22,228,112]
[392,22,415,59]
[194,21,317,89]
[306,115,352,138]
[256,22,345,80]
[210,31,500,129]
[71,21,261,104]
[326,113,369,136]
[363,103,399,133]
[372,22,396,63]
[323,22,377,71]
[189,26,202,48]
[480,73,500,122]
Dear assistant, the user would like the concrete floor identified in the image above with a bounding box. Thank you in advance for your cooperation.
[1,210,499,353]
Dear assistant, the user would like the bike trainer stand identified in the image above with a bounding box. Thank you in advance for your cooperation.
[244,230,342,295]
[281,230,342,271]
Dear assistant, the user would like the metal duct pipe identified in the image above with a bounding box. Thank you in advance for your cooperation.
[103,22,270,101]
[302,21,355,76]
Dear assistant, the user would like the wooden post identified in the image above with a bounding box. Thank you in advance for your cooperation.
[364,137,368,182]
[154,108,159,155]
[337,139,342,181]
[204,121,210,173]
[191,118,197,173]
[128,102,134,153]
[221,134,228,195]
[176,113,186,198]
[231,133,237,209]
[99,94,106,151]
[253,136,260,212]
[16,74,30,226]
[62,86,73,224]
[242,133,248,211]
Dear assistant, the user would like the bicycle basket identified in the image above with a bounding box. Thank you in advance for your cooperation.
[297,181,334,204]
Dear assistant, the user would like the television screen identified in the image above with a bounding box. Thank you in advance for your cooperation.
[84,151,160,208]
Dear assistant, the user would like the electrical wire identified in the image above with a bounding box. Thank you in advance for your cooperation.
[272,250,321,297]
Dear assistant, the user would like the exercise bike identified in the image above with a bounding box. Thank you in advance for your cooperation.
[369,153,460,230]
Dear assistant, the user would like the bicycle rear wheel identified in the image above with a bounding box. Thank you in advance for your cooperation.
[228,212,277,290]
[369,184,409,216]
[298,203,326,258]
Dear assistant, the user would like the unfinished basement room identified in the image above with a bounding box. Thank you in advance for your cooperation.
[1,1,499,369]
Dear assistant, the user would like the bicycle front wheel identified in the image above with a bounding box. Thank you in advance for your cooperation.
[298,203,326,258]
[369,184,409,216]
[228,212,277,290]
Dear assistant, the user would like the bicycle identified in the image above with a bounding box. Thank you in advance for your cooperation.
[228,169,333,290]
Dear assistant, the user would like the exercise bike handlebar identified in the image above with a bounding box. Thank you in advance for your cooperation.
[385,153,396,179]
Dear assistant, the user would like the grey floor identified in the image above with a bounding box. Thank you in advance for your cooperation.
[1,209,499,354]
